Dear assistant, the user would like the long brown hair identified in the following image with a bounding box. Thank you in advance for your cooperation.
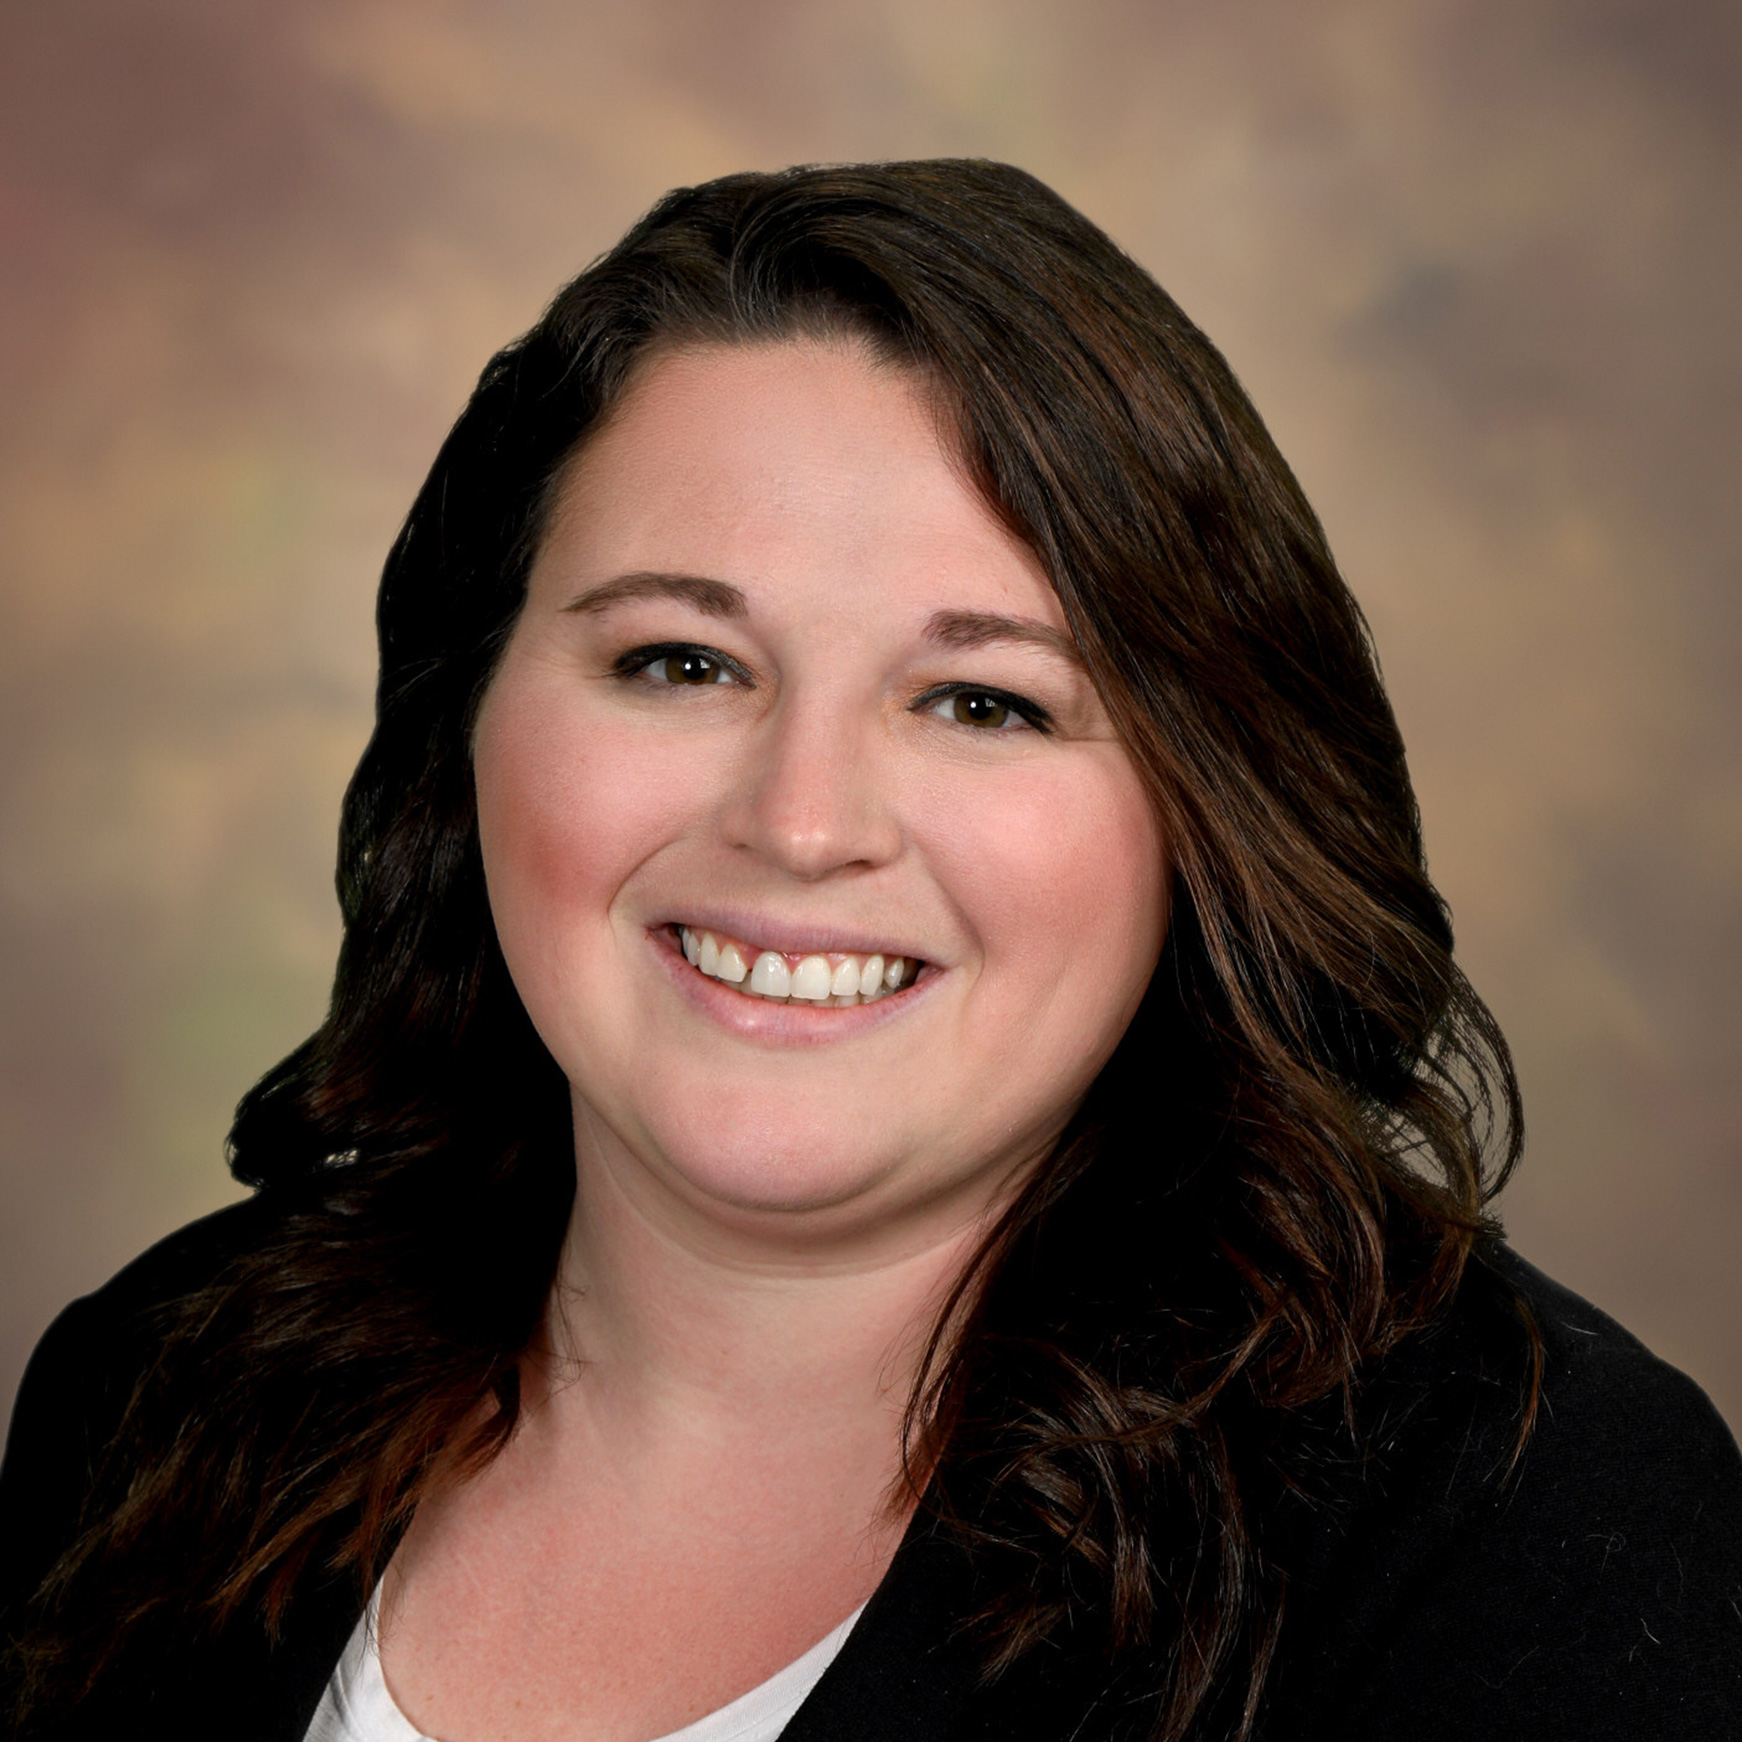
[12,160,1525,1738]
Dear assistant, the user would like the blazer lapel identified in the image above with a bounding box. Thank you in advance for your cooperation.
[781,1510,987,1742]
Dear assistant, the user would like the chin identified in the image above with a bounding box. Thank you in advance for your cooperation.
[639,1104,913,1221]
[566,1050,917,1210]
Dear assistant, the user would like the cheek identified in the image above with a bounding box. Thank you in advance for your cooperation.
[923,750,1167,1018]
[472,678,700,970]
[475,721,605,950]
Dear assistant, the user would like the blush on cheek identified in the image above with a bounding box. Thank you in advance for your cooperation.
[473,685,608,1022]
[473,677,728,999]
[477,683,631,886]
[1077,789,1171,954]
[939,756,1167,984]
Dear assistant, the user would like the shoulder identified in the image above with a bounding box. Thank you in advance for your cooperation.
[67,1193,279,1319]
[1270,1243,1742,1740]
[0,1197,280,1630]
[5,1194,280,1433]
[1486,1242,1740,1512]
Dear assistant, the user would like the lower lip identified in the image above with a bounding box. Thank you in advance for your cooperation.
[649,929,937,1045]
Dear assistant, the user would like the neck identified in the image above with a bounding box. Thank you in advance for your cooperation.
[538,1101,1011,1486]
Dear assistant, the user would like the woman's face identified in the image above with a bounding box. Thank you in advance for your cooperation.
[474,340,1168,1251]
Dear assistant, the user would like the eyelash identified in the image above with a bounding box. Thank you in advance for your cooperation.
[911,682,1053,734]
[613,642,751,686]
[613,644,1053,734]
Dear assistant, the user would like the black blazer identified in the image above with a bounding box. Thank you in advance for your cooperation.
[4,1200,1741,1739]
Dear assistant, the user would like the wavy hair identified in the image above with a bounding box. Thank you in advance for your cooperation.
[12,160,1525,1739]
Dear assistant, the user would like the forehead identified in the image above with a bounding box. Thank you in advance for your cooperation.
[533,340,1063,630]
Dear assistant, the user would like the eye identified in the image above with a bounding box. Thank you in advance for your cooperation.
[945,692,1011,728]
[653,651,730,686]
[918,685,1050,733]
[617,644,744,687]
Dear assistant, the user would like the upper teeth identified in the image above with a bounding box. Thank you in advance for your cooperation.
[679,927,914,1005]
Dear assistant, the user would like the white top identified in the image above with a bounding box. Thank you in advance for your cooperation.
[303,1586,864,1742]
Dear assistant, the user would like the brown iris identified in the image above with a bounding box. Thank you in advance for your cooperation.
[952,692,1010,728]
[662,652,724,684]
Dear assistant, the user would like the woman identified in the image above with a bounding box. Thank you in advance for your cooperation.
[3,160,1738,1741]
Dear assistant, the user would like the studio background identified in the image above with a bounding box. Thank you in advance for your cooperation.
[3,0,1738,1431]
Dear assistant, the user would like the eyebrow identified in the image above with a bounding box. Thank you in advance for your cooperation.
[562,571,749,619]
[561,577,1081,667]
[923,609,1083,666]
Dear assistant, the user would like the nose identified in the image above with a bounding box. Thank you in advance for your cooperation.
[719,689,902,879]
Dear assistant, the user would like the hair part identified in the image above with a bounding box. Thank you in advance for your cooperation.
[11,160,1532,1740]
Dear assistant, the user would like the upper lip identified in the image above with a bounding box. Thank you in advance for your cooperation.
[660,910,936,964]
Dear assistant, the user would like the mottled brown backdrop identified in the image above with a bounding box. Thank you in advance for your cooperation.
[3,0,1739,1429]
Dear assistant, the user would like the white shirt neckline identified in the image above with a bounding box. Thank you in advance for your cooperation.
[304,1584,866,1742]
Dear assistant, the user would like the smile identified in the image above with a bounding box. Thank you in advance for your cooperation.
[677,926,919,1006]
